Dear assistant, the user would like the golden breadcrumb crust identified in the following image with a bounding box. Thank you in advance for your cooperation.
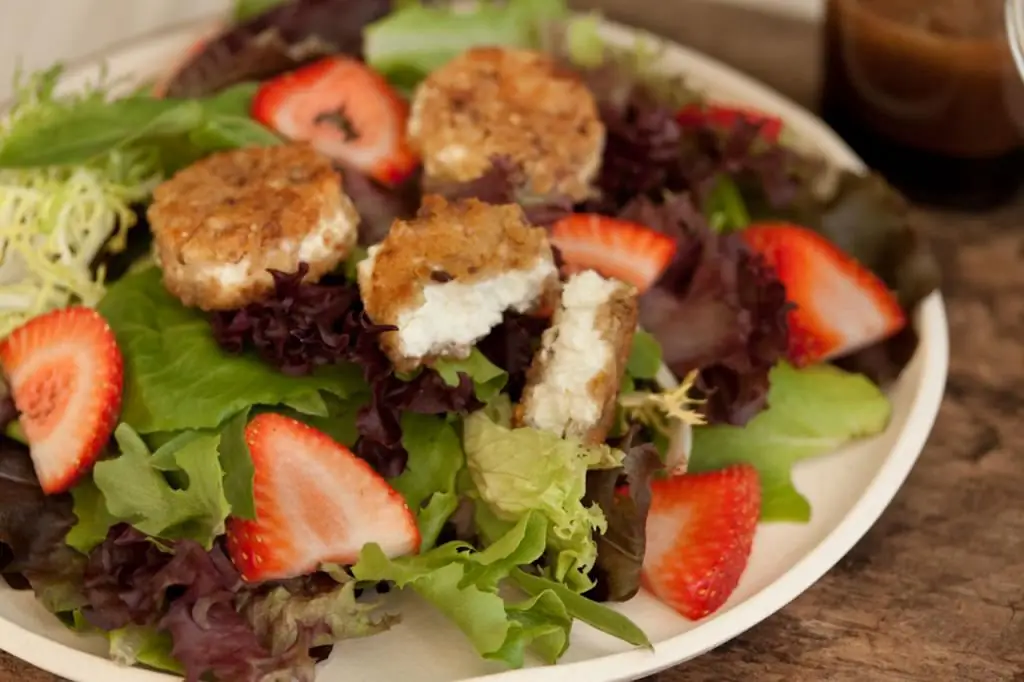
[148,143,358,310]
[516,278,639,444]
[408,47,605,201]
[358,195,557,368]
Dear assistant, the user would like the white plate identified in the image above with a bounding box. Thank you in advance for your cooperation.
[0,16,949,682]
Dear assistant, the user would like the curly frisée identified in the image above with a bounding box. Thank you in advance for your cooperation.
[0,0,941,681]
[0,65,280,338]
[0,68,162,337]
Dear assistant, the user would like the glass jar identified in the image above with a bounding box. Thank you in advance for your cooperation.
[821,0,1024,209]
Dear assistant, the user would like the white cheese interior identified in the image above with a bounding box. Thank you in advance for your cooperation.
[200,258,251,287]
[356,244,380,295]
[296,207,357,262]
[525,270,618,436]
[199,206,357,287]
[396,258,556,359]
[359,246,555,360]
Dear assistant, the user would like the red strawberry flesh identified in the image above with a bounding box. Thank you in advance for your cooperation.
[251,56,419,186]
[742,222,907,366]
[226,413,419,583]
[677,103,784,143]
[641,464,761,620]
[549,214,677,293]
[0,307,123,494]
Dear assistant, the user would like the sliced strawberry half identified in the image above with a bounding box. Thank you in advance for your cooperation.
[549,214,677,293]
[641,464,760,620]
[252,56,419,186]
[742,222,907,366]
[226,413,419,583]
[0,307,123,494]
[677,103,784,143]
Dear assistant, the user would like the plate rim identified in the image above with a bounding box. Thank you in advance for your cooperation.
[0,15,949,682]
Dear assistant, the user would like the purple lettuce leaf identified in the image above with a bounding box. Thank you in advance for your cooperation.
[340,165,422,247]
[475,312,550,402]
[575,50,937,388]
[0,379,15,432]
[210,264,484,476]
[748,171,941,385]
[422,157,574,227]
[83,526,390,682]
[164,0,393,98]
[210,262,394,378]
[620,194,791,426]
[583,427,665,603]
[0,437,85,612]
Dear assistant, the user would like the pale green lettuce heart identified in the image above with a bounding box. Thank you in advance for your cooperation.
[689,362,892,522]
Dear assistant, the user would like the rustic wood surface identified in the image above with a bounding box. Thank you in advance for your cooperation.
[3,1,1023,681]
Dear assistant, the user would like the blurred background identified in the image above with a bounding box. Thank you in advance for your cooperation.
[4,0,1020,210]
[0,0,820,105]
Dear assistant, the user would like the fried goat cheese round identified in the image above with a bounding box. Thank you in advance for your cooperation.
[357,196,558,371]
[516,270,639,445]
[148,143,359,311]
[407,47,605,203]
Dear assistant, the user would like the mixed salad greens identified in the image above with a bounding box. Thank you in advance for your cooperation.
[0,1,940,681]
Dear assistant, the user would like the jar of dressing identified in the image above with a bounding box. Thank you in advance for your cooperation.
[822,0,1024,208]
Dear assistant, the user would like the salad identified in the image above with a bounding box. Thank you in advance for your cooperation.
[0,1,941,681]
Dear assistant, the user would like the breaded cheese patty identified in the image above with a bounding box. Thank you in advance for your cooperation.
[357,195,557,370]
[148,143,359,310]
[407,47,605,202]
[516,270,638,444]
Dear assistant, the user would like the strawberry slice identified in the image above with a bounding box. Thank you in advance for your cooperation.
[252,56,419,186]
[549,214,677,293]
[742,222,907,366]
[677,103,784,143]
[226,413,419,582]
[0,307,123,494]
[641,464,760,620]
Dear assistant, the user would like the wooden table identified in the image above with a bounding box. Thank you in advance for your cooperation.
[3,1,1023,681]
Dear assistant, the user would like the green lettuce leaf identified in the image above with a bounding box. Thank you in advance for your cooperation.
[281,391,329,417]
[353,512,564,667]
[117,394,365,533]
[433,349,508,402]
[462,409,621,592]
[0,82,277,171]
[32,578,87,615]
[364,0,569,89]
[56,608,92,633]
[65,478,119,554]
[243,579,396,656]
[352,513,648,668]
[108,626,183,673]
[689,362,892,522]
[89,423,231,548]
[97,268,365,434]
[626,329,662,380]
[390,413,465,550]
[510,569,651,649]
[283,392,367,448]
[704,175,751,233]
[217,408,256,521]
[233,0,288,22]
[562,11,604,68]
